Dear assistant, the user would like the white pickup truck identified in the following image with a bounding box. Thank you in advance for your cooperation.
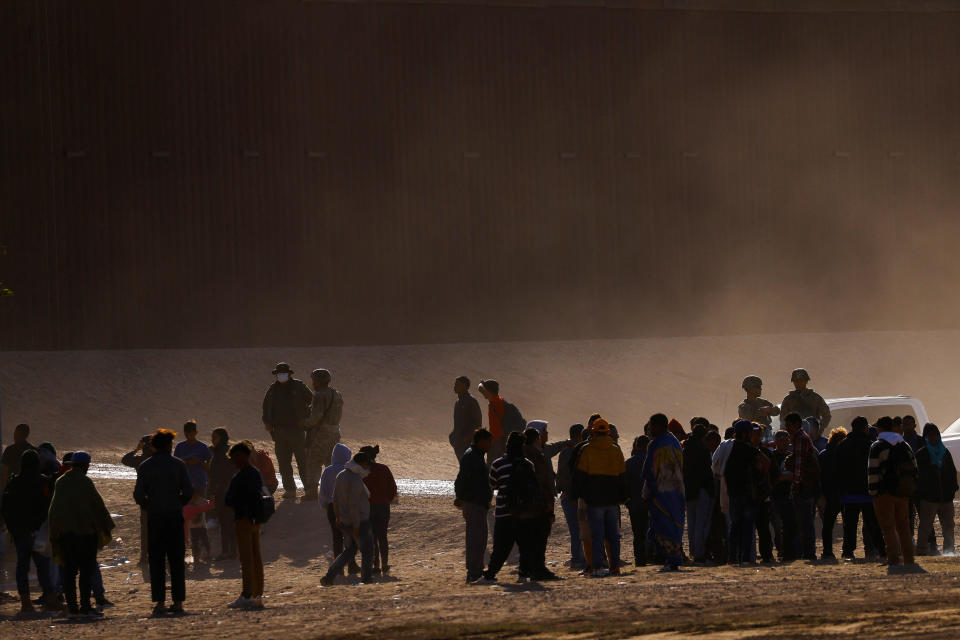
[939,417,960,465]
[775,395,930,432]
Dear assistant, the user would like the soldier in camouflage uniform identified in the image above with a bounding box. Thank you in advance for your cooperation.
[300,368,342,501]
[780,368,831,440]
[738,375,780,440]
[262,362,314,498]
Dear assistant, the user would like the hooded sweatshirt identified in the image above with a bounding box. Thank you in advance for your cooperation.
[574,434,627,507]
[1,450,53,536]
[332,462,371,527]
[320,443,352,507]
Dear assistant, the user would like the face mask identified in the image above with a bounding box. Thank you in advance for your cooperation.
[277,373,289,383]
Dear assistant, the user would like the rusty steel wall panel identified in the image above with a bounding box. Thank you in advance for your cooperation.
[1,1,959,349]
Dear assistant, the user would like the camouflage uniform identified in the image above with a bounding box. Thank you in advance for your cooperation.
[262,375,313,494]
[780,389,831,433]
[300,386,341,495]
[738,397,779,439]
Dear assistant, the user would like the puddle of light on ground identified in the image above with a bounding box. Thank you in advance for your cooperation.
[87,463,454,497]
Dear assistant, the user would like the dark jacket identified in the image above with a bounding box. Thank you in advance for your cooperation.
[724,440,759,500]
[566,439,591,500]
[770,450,791,499]
[523,443,556,514]
[225,464,264,522]
[916,447,959,503]
[818,442,842,501]
[624,451,646,509]
[208,443,234,505]
[682,435,714,498]
[835,431,873,498]
[121,448,153,470]
[1,451,52,536]
[261,378,313,431]
[455,446,492,507]
[133,451,194,519]
[450,393,483,456]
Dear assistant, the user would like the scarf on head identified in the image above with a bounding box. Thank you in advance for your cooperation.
[925,432,947,468]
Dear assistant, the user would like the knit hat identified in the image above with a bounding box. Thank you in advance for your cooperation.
[527,420,548,434]
[742,375,763,389]
[791,368,810,381]
[71,450,92,465]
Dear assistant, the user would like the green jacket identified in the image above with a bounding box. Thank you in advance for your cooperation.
[48,469,115,546]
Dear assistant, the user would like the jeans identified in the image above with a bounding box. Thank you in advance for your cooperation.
[918,500,955,555]
[485,516,535,579]
[755,500,774,561]
[686,488,713,560]
[148,515,186,604]
[560,495,586,567]
[235,519,263,598]
[841,501,884,558]
[462,502,489,580]
[821,498,842,556]
[874,494,914,564]
[327,521,374,581]
[628,505,649,565]
[370,504,390,569]
[586,505,620,570]
[273,430,307,493]
[793,492,817,560]
[14,532,53,596]
[728,496,757,564]
[61,532,97,611]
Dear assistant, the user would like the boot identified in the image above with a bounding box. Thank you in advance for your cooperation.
[43,591,63,611]
[20,593,35,614]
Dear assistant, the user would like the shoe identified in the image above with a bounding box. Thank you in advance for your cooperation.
[568,562,586,571]
[168,602,184,614]
[85,608,105,618]
[43,591,63,611]
[821,553,837,563]
[68,606,82,618]
[609,566,621,576]
[250,596,264,609]
[371,567,382,576]
[19,594,35,614]
[841,554,855,562]
[381,565,390,576]
[151,603,166,617]
[96,596,114,608]
[535,570,562,581]
[347,562,361,574]
[590,568,611,578]
[228,596,252,609]
[320,575,335,587]
[466,574,483,584]
[659,564,680,572]
[471,576,496,585]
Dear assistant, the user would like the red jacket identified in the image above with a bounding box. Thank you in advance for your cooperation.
[363,462,398,506]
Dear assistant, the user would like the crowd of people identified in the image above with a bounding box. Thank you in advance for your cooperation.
[0,362,397,618]
[1,362,956,620]
[452,369,957,583]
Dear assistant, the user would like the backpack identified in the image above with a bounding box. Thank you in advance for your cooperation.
[324,388,344,426]
[255,485,276,524]
[890,442,919,498]
[505,458,544,519]
[501,401,527,434]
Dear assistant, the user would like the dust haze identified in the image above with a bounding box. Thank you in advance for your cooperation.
[2,8,959,349]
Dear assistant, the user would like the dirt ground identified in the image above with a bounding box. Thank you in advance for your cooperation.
[3,478,960,639]
[3,333,960,637]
